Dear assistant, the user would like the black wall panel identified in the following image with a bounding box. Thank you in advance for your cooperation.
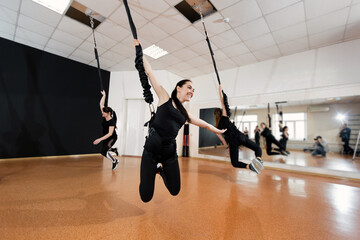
[0,37,110,158]
[199,107,221,148]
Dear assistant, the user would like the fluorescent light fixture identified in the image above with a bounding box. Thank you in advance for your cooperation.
[143,44,168,59]
[32,0,72,14]
[336,114,346,121]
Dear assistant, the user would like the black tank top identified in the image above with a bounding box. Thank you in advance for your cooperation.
[102,118,117,139]
[218,116,245,145]
[152,98,186,140]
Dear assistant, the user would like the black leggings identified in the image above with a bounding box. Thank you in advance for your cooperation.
[266,134,285,155]
[229,135,262,168]
[101,136,117,162]
[139,138,180,203]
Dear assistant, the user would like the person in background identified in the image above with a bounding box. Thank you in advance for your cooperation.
[312,136,329,157]
[244,127,249,139]
[254,126,260,147]
[339,123,353,154]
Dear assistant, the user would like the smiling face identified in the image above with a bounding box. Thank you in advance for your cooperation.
[177,81,194,103]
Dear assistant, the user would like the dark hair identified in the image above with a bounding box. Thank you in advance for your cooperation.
[260,122,266,126]
[171,79,191,122]
[103,106,117,126]
[214,108,222,127]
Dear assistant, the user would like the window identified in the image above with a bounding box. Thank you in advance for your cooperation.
[235,115,258,139]
[273,113,306,141]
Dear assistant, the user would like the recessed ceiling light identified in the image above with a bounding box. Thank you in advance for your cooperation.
[143,44,168,59]
[32,0,72,14]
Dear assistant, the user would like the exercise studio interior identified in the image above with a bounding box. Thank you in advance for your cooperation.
[1,0,360,239]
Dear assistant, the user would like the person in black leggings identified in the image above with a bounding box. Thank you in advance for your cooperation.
[260,122,288,156]
[254,126,261,146]
[214,85,264,174]
[93,90,119,170]
[276,123,290,154]
[135,40,226,203]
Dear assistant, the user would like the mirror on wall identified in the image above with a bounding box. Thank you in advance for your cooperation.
[198,96,360,173]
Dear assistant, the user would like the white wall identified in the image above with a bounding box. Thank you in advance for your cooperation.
[189,39,360,158]
[108,70,183,156]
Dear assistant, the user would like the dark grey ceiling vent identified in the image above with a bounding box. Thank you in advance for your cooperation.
[65,1,105,29]
[175,0,217,23]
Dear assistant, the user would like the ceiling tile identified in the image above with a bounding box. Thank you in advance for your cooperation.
[152,7,189,35]
[0,20,15,35]
[138,22,169,43]
[257,0,300,15]
[109,4,148,29]
[101,50,127,63]
[156,36,185,53]
[220,0,262,28]
[272,22,307,44]
[252,45,282,60]
[186,67,204,78]
[159,54,182,66]
[68,55,90,65]
[78,40,96,54]
[0,0,21,11]
[234,17,270,41]
[171,62,193,71]
[348,3,360,24]
[76,0,122,17]
[210,0,240,10]
[17,14,54,38]
[46,39,76,56]
[20,0,62,27]
[307,8,349,35]
[0,5,18,25]
[0,31,14,41]
[221,42,250,57]
[278,37,309,55]
[186,56,210,67]
[212,49,229,60]
[231,52,257,66]
[172,48,199,61]
[51,29,84,48]
[15,26,48,45]
[15,36,44,50]
[96,20,129,42]
[188,40,218,56]
[163,0,182,6]
[70,48,95,62]
[89,57,117,69]
[210,29,242,49]
[130,0,170,21]
[57,16,92,40]
[86,32,117,53]
[110,42,135,57]
[149,60,168,70]
[44,47,72,59]
[193,12,231,36]
[121,35,152,49]
[344,22,360,41]
[265,2,305,31]
[309,26,345,48]
[172,26,205,46]
[304,0,351,19]
[111,58,134,71]
[244,33,276,51]
[215,58,237,70]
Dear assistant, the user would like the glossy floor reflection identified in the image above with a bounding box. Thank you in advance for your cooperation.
[199,147,360,172]
[0,155,360,240]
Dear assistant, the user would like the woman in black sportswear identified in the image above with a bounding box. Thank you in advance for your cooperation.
[278,123,290,153]
[260,122,287,156]
[135,40,226,202]
[93,90,119,170]
[214,85,263,174]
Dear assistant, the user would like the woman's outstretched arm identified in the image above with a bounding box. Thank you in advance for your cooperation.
[188,113,226,134]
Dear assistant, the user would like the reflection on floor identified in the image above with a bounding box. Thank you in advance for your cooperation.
[199,147,360,172]
[0,155,360,240]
